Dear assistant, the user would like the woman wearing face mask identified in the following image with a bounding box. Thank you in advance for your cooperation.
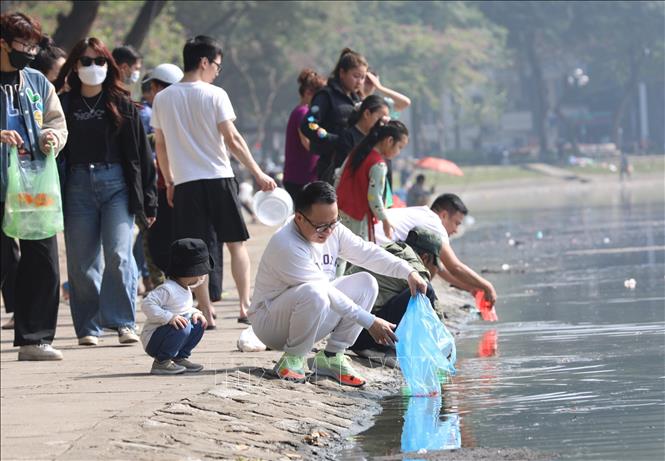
[332,95,389,185]
[54,37,157,347]
[0,12,68,361]
[300,48,367,184]
[336,120,409,243]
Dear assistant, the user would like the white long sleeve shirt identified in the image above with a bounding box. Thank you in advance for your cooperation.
[249,219,415,329]
[140,280,200,348]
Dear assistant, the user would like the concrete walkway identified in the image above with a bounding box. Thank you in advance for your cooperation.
[0,223,287,460]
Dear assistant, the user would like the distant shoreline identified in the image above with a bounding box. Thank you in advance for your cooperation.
[441,172,664,213]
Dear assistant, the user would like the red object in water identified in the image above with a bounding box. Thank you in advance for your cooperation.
[475,291,498,322]
[477,329,498,357]
[415,157,464,176]
[391,194,406,208]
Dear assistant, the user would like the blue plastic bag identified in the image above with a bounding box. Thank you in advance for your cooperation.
[396,293,456,396]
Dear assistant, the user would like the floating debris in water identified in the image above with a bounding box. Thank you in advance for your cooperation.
[603,237,611,244]
[508,238,516,246]
[624,278,637,289]
[502,263,511,271]
[505,232,512,238]
[536,231,544,239]
[417,448,428,454]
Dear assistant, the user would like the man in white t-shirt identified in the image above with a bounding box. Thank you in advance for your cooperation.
[375,193,497,304]
[249,181,427,387]
[152,36,276,328]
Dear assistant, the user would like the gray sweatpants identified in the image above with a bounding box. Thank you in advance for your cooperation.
[250,272,378,356]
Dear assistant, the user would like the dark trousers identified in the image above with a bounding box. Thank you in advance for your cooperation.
[145,320,205,362]
[147,188,173,273]
[1,238,19,313]
[208,234,224,302]
[352,283,437,351]
[283,181,305,204]
[0,203,60,346]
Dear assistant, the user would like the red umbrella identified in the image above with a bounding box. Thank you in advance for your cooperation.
[415,157,464,176]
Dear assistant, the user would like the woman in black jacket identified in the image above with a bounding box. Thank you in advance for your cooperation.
[54,37,156,347]
[300,48,367,184]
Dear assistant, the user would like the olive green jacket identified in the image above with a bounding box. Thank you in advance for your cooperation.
[345,241,435,311]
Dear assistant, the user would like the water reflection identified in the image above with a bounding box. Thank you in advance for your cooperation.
[477,329,499,357]
[401,395,461,458]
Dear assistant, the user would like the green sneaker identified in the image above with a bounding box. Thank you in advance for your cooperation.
[274,352,307,382]
[311,350,366,387]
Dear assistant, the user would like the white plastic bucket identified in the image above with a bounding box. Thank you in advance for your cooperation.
[252,187,293,226]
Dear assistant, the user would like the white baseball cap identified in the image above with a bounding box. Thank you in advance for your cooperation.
[142,63,183,85]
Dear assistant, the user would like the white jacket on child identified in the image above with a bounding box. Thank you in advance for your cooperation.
[140,279,200,348]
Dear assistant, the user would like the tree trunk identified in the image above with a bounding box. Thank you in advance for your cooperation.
[411,99,421,158]
[124,1,167,50]
[612,54,643,147]
[52,1,101,52]
[523,31,549,159]
[452,97,462,151]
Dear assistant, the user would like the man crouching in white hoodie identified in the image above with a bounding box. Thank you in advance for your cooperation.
[248,181,427,387]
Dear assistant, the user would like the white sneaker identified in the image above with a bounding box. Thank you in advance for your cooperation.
[18,344,63,361]
[78,336,98,346]
[118,327,139,344]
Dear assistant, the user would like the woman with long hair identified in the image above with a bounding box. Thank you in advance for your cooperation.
[336,120,409,242]
[300,48,367,184]
[332,94,389,184]
[55,37,156,347]
[282,68,326,202]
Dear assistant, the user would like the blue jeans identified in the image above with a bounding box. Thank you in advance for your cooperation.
[64,163,137,338]
[145,320,205,362]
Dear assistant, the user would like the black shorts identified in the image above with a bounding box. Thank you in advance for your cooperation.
[173,177,249,245]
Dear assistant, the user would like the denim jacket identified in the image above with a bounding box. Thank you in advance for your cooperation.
[0,67,68,202]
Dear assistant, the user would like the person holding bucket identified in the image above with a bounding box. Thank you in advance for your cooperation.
[54,37,157,347]
[0,12,68,361]
[151,35,275,328]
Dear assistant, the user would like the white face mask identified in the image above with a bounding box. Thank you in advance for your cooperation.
[128,69,140,84]
[78,64,107,86]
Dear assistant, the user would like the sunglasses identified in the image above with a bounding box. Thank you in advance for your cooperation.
[79,56,108,67]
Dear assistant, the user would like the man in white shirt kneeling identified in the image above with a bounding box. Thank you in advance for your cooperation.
[249,181,427,387]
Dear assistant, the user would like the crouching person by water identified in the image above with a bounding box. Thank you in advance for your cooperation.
[141,239,210,375]
[248,181,427,387]
[348,227,443,367]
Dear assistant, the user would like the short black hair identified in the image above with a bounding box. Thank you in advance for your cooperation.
[415,174,425,183]
[295,181,336,214]
[183,35,222,72]
[31,36,65,75]
[431,193,468,215]
[112,45,142,66]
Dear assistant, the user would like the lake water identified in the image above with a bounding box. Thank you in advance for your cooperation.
[340,193,665,460]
